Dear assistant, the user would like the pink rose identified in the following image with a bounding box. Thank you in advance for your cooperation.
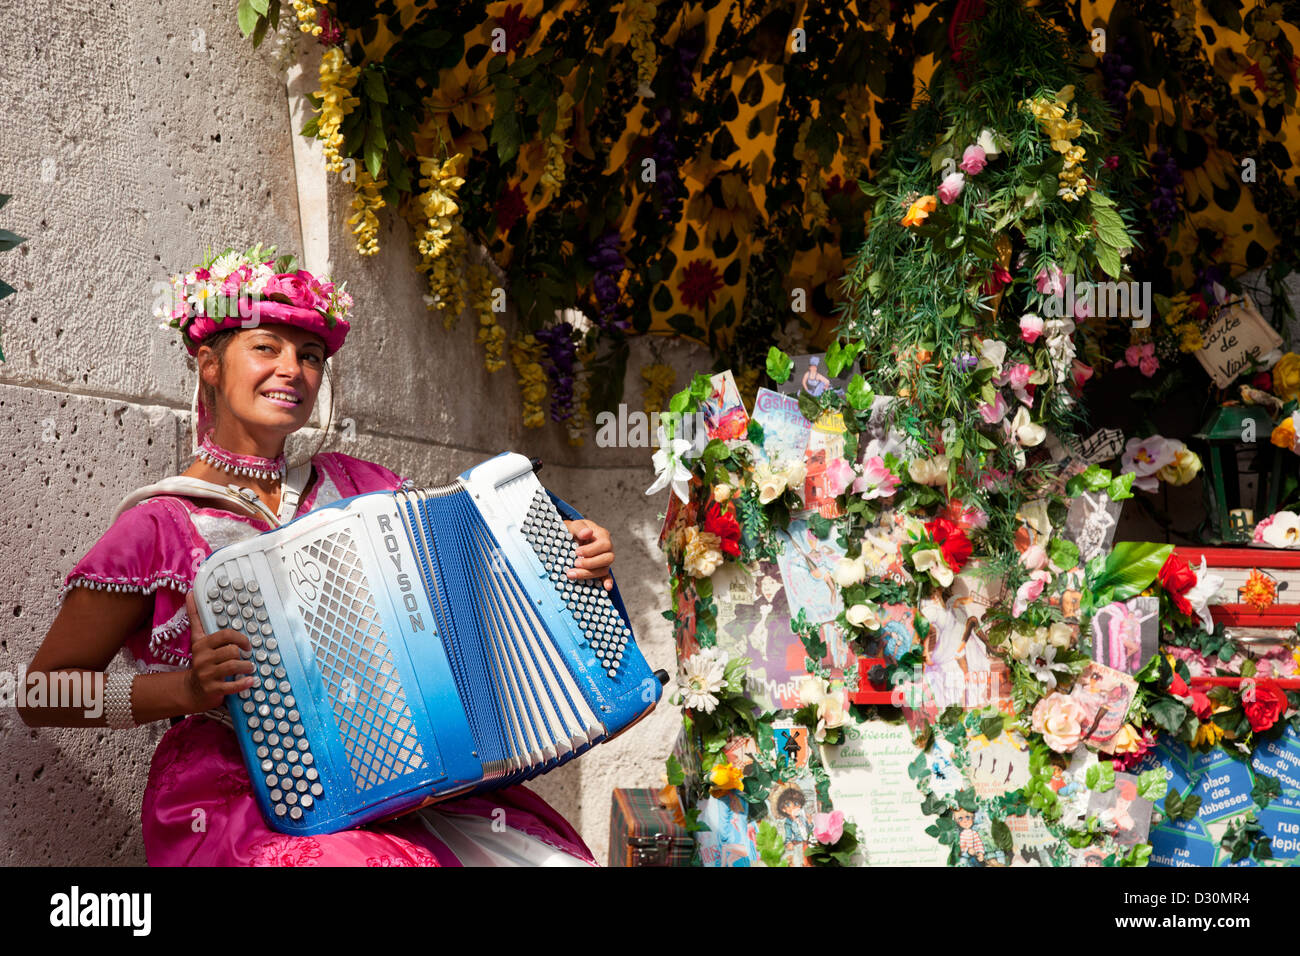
[1019,313,1045,343]
[294,269,333,311]
[1035,265,1065,297]
[825,457,856,497]
[263,273,316,310]
[1031,692,1087,753]
[938,171,965,205]
[813,810,845,845]
[959,144,987,175]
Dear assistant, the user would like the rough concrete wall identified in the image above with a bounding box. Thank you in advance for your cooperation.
[0,0,700,865]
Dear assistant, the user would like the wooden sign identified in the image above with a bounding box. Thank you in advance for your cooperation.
[1194,292,1283,388]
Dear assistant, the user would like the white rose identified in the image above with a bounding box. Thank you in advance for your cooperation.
[1047,622,1074,649]
[912,547,954,587]
[815,691,849,742]
[834,557,868,588]
[846,603,881,630]
[1009,631,1033,660]
[783,460,806,488]
[908,455,949,486]
[712,482,733,503]
[798,674,829,708]
[754,464,787,505]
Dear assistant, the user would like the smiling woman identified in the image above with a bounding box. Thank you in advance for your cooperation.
[23,244,619,867]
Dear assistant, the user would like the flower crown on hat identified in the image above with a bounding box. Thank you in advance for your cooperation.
[155,243,353,356]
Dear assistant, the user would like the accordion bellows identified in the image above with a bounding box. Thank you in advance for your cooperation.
[194,452,662,835]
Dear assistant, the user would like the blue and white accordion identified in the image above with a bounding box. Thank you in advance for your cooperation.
[193,452,663,835]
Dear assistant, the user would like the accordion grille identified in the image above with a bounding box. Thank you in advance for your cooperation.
[293,528,427,791]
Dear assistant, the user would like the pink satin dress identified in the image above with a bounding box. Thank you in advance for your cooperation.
[61,451,596,866]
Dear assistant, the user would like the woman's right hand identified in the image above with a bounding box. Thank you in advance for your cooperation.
[183,591,256,712]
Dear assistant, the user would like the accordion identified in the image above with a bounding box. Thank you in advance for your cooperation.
[193,452,663,835]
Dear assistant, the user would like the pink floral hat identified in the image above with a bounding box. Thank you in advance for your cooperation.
[156,243,352,357]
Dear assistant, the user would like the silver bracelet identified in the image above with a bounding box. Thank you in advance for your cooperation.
[103,672,138,729]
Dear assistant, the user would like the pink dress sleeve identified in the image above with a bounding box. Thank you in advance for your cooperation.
[60,498,204,671]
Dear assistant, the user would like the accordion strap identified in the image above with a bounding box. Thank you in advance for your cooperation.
[110,461,312,527]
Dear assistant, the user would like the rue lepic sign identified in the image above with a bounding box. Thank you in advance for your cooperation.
[1194,293,1283,388]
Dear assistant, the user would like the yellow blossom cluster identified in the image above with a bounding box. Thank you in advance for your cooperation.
[347,169,386,257]
[317,48,361,174]
[291,0,321,35]
[1021,85,1088,202]
[625,0,659,92]
[511,334,549,429]
[471,260,506,372]
[1161,292,1206,352]
[641,362,676,417]
[537,92,575,198]
[413,154,470,326]
[1247,3,1287,107]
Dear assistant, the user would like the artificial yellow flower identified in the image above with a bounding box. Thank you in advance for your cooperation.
[1272,416,1298,451]
[1193,721,1224,747]
[709,762,745,792]
[511,334,548,429]
[316,48,361,174]
[1271,353,1300,402]
[641,363,677,417]
[901,195,937,227]
[347,169,386,257]
[1110,723,1142,755]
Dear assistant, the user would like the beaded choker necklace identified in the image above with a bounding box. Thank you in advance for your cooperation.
[196,432,286,481]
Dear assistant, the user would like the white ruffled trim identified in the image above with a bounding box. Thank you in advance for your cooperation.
[149,603,191,656]
[59,573,192,602]
[118,643,187,674]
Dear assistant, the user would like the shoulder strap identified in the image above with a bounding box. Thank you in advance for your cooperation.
[110,461,312,528]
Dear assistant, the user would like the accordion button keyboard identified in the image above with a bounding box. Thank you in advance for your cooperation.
[300,795,313,809]
[310,783,323,797]
[287,751,300,766]
[265,775,277,789]
[252,730,265,744]
[261,760,274,774]
[302,754,315,767]
[289,807,303,821]
[256,745,269,759]
[216,574,229,589]
[247,716,260,730]
[243,701,256,715]
[207,584,221,600]
[274,805,287,818]
[251,594,264,608]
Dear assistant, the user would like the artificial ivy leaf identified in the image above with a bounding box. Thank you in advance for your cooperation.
[1107,472,1136,501]
[846,374,873,410]
[666,754,685,786]
[766,346,792,383]
[797,390,821,422]
[808,513,832,540]
[1147,697,1191,734]
[992,819,1014,855]
[1137,769,1168,802]
[980,715,1005,740]
[756,821,789,866]
[1048,538,1081,572]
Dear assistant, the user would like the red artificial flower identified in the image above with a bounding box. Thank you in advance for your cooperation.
[1187,292,1209,321]
[1191,689,1213,721]
[1168,672,1190,698]
[1252,371,1273,392]
[495,183,527,232]
[824,174,858,198]
[924,517,972,573]
[494,4,537,52]
[1104,155,1120,171]
[702,501,742,558]
[980,264,1012,297]
[1158,553,1197,617]
[1242,680,1289,734]
[678,260,724,311]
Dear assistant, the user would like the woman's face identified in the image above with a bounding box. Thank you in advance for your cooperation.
[203,324,326,439]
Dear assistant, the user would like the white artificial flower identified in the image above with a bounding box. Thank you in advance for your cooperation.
[798,674,830,709]
[833,557,868,588]
[1024,642,1071,691]
[845,603,881,630]
[207,250,245,283]
[977,128,1002,158]
[908,455,950,487]
[1009,631,1034,661]
[646,424,695,503]
[1183,555,1226,635]
[1260,512,1300,549]
[679,650,727,714]
[912,546,954,587]
[782,460,807,489]
[1011,407,1046,447]
[977,338,1007,375]
[1047,622,1075,649]
[682,526,725,578]
[753,462,788,504]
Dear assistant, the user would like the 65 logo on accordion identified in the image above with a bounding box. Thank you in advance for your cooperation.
[194,452,664,835]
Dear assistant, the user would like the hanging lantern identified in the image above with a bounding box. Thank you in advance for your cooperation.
[1193,406,1283,544]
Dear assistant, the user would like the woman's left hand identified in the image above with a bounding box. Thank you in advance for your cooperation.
[563,519,615,591]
